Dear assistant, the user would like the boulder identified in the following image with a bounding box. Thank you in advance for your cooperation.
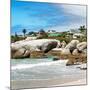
[11,39,61,58]
[12,48,30,59]
[23,50,30,57]
[11,39,60,52]
[61,41,66,48]
[77,42,87,51]
[77,64,87,70]
[80,64,87,70]
[65,40,79,54]
[72,49,79,55]
[66,60,74,66]
[65,40,79,49]
[12,48,26,59]
[61,48,71,55]
[41,41,58,53]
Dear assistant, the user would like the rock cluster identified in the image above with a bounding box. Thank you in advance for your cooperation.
[60,40,87,66]
[11,39,61,59]
[61,40,87,56]
[11,39,87,66]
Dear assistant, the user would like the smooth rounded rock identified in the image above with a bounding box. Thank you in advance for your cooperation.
[13,48,26,58]
[65,40,79,49]
[72,49,79,55]
[41,41,58,53]
[61,48,71,55]
[77,42,87,51]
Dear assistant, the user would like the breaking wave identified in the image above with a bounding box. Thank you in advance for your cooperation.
[12,60,68,70]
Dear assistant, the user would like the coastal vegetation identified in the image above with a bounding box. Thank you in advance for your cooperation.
[11,25,87,43]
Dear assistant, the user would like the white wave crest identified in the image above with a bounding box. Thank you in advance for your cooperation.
[12,60,68,70]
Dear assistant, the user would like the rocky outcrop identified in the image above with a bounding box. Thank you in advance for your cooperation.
[72,42,87,55]
[65,40,79,49]
[61,41,66,48]
[80,64,87,70]
[61,48,71,55]
[41,41,58,53]
[11,48,30,59]
[66,60,74,66]
[61,40,87,56]
[72,49,79,55]
[60,40,80,55]
[11,39,60,58]
[66,40,79,53]
[77,42,87,51]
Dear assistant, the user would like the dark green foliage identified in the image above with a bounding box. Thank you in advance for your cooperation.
[22,29,27,37]
[11,33,25,43]
[28,31,36,36]
[78,25,86,32]
[39,29,45,33]
[37,29,48,39]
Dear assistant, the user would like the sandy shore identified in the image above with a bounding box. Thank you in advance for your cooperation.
[11,76,86,90]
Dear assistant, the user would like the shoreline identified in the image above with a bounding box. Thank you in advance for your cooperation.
[11,76,86,90]
[11,59,87,90]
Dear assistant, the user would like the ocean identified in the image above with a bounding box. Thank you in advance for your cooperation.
[11,58,86,89]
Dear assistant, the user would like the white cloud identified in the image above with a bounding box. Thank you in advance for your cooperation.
[61,4,86,18]
[45,20,86,32]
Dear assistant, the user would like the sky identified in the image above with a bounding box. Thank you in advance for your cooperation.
[11,0,86,35]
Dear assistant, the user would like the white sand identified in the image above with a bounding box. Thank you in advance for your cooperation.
[11,78,86,90]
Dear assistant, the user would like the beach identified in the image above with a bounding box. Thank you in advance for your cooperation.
[11,77,86,90]
[11,59,87,90]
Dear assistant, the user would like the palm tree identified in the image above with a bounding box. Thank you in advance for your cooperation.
[22,29,27,37]
[79,25,86,32]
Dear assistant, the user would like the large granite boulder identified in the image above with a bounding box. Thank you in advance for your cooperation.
[41,41,58,53]
[65,40,79,49]
[12,48,30,59]
[77,42,87,51]
[72,42,87,55]
[61,40,79,55]
[65,40,79,54]
[66,60,74,66]
[11,39,60,58]
[11,39,60,51]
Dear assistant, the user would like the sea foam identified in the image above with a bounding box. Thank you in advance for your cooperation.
[12,60,68,70]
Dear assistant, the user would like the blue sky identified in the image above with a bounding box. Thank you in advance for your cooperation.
[11,0,86,35]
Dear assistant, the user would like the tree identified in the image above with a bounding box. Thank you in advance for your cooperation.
[22,29,27,37]
[12,32,19,42]
[28,31,36,36]
[37,29,48,39]
[79,25,86,32]
[39,29,45,34]
[28,31,34,35]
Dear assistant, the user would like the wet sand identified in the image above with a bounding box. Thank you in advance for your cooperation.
[11,73,86,90]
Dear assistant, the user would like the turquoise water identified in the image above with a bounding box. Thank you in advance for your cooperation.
[11,58,86,81]
[11,58,53,66]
